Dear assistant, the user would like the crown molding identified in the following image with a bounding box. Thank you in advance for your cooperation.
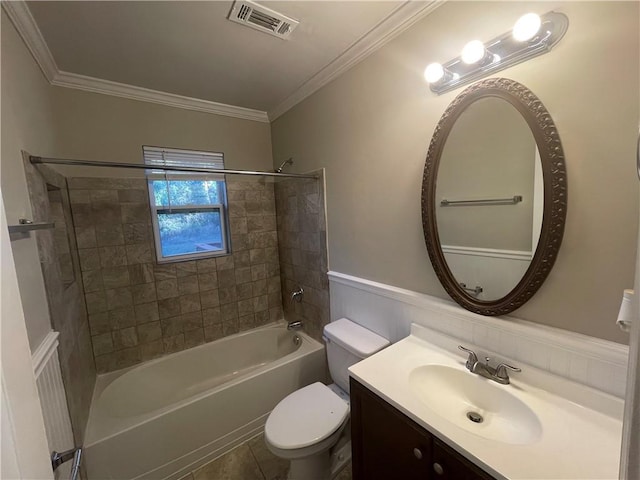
[2,0,58,81]
[51,71,270,123]
[267,0,444,121]
[4,0,443,124]
[2,0,269,123]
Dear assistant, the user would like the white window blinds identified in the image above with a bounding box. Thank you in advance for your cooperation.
[143,146,225,179]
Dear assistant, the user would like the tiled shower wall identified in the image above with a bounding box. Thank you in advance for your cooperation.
[68,177,283,373]
[274,172,330,342]
[23,160,96,444]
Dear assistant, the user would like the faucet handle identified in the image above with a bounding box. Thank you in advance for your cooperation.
[495,363,521,383]
[458,345,478,370]
[291,287,304,303]
[287,320,303,330]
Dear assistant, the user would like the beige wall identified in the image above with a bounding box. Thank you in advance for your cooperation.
[2,11,274,349]
[1,12,58,350]
[437,97,536,251]
[50,88,273,178]
[4,2,638,347]
[271,1,639,344]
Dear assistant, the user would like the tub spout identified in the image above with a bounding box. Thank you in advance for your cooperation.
[287,321,303,330]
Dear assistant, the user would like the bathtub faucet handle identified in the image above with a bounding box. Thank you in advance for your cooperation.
[291,286,304,303]
[287,321,303,330]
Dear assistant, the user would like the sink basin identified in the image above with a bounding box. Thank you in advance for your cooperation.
[409,365,542,445]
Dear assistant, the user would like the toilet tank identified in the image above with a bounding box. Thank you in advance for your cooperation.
[323,318,390,392]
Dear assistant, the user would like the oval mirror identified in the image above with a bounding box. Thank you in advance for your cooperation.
[422,78,567,316]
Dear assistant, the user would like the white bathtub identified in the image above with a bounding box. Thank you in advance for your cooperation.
[84,323,326,480]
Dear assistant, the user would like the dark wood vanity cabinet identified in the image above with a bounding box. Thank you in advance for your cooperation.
[350,378,495,480]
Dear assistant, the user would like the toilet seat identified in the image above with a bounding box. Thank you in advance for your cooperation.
[265,382,349,450]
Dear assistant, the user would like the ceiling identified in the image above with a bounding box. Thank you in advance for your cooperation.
[21,1,438,119]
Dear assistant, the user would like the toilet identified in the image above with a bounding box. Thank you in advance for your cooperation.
[264,318,389,479]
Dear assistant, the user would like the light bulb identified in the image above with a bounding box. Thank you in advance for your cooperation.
[424,63,445,83]
[513,13,541,41]
[461,40,486,64]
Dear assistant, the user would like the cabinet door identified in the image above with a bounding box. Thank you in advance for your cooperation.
[351,379,432,480]
[431,438,494,480]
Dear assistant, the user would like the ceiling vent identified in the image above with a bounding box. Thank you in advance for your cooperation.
[228,0,299,40]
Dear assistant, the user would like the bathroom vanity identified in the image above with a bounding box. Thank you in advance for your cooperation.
[348,324,623,480]
[350,378,494,479]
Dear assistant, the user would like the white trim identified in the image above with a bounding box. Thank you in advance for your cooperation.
[32,334,75,479]
[268,1,443,121]
[620,207,640,479]
[0,193,53,478]
[2,1,268,123]
[1,379,22,479]
[441,245,533,261]
[51,71,270,123]
[31,331,60,378]
[3,0,443,124]
[328,271,628,365]
[1,1,58,81]
[329,271,629,396]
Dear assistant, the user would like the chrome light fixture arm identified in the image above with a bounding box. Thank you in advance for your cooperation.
[425,11,569,95]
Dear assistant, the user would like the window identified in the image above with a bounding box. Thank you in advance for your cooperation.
[144,146,230,263]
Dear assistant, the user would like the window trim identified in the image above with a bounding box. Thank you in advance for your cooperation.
[147,178,230,264]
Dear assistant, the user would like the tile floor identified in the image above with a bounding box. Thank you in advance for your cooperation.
[180,434,352,480]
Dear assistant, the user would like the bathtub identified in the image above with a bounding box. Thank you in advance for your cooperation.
[84,323,326,480]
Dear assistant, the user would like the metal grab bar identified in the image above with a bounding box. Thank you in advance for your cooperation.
[51,447,82,480]
[440,195,522,207]
[459,283,483,295]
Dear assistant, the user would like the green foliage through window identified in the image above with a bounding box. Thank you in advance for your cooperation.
[152,179,221,206]
[149,178,227,261]
[158,210,223,257]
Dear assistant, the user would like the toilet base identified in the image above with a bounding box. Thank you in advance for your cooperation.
[285,436,352,480]
[288,451,331,480]
[330,438,352,478]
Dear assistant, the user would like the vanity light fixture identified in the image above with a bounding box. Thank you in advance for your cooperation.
[461,40,491,65]
[512,13,542,42]
[423,63,459,85]
[424,63,444,83]
[425,11,568,94]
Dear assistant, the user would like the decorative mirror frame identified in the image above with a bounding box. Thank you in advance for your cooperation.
[421,78,567,316]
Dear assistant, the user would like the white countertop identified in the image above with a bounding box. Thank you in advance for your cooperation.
[348,324,623,480]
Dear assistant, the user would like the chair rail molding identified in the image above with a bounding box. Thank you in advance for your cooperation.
[31,330,60,378]
[328,271,629,397]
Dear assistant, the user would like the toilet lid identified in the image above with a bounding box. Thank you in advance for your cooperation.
[265,382,349,450]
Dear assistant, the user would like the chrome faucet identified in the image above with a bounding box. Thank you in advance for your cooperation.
[287,320,303,330]
[458,345,521,385]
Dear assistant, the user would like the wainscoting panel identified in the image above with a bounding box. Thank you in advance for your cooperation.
[442,245,532,300]
[32,331,75,479]
[329,271,629,398]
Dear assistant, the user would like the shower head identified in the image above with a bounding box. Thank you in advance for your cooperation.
[275,158,293,173]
